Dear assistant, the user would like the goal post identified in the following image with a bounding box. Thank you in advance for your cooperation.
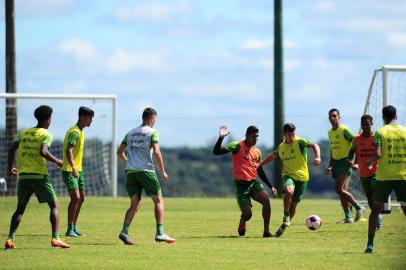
[0,93,117,197]
[351,65,406,208]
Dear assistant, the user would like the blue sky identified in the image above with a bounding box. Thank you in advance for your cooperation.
[1,0,405,147]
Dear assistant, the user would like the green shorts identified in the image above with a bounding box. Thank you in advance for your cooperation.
[283,176,308,203]
[18,174,57,205]
[234,180,266,209]
[360,175,376,195]
[62,171,85,191]
[126,171,162,198]
[331,158,352,178]
[373,180,406,204]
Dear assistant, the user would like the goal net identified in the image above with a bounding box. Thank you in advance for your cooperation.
[349,66,406,205]
[0,93,117,197]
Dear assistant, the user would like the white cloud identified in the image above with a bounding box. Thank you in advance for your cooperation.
[241,39,272,50]
[105,49,168,74]
[388,33,406,48]
[16,0,77,15]
[114,0,190,22]
[58,38,99,61]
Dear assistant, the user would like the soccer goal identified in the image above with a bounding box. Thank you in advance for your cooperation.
[349,65,406,207]
[0,93,117,197]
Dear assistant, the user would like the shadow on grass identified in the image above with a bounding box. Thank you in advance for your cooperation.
[180,235,269,239]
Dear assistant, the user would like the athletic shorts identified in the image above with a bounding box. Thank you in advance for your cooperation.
[234,180,266,209]
[360,175,376,195]
[373,180,406,204]
[331,158,352,178]
[62,171,85,191]
[126,171,162,198]
[283,176,308,203]
[18,174,57,205]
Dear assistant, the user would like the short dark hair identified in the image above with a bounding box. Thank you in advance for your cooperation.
[34,105,53,122]
[328,108,340,115]
[361,114,373,123]
[246,125,259,135]
[382,105,396,122]
[142,107,157,121]
[283,123,296,133]
[79,106,94,117]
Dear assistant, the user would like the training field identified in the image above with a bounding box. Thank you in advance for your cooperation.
[1,197,405,270]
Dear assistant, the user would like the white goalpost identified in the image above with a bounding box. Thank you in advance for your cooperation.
[350,65,406,209]
[0,93,117,197]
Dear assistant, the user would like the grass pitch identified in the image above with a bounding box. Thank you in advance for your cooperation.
[1,197,405,270]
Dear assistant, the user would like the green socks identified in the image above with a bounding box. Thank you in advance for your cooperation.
[122,223,130,235]
[367,234,374,246]
[353,202,362,211]
[156,224,164,236]
[52,232,60,240]
[344,208,352,219]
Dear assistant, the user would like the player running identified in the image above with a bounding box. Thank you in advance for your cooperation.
[213,125,277,237]
[5,105,70,249]
[117,108,175,245]
[348,115,383,230]
[259,123,321,237]
[62,106,94,237]
[326,108,365,223]
[364,105,406,253]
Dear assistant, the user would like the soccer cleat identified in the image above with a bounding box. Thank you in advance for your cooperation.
[283,216,291,227]
[51,239,70,248]
[238,224,246,236]
[364,244,373,253]
[119,233,135,245]
[155,234,176,244]
[74,229,85,237]
[355,206,366,222]
[336,218,354,224]
[376,214,383,230]
[5,239,16,249]
[275,224,288,238]
[263,231,273,238]
[65,230,79,237]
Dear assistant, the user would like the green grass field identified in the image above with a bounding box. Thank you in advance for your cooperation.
[1,197,405,270]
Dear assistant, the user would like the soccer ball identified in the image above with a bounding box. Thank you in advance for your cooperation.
[305,215,322,230]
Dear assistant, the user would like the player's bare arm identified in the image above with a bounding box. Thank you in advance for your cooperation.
[152,142,168,181]
[258,152,278,167]
[311,143,321,166]
[7,141,19,175]
[66,144,78,177]
[40,144,63,167]
[117,143,128,162]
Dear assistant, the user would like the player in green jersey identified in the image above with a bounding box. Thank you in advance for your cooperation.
[5,105,70,249]
[364,105,406,253]
[259,123,321,237]
[326,108,365,223]
[62,106,94,237]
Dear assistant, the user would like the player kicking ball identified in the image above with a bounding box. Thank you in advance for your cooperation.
[117,108,175,245]
[213,125,277,237]
[259,123,321,237]
[62,106,94,237]
[5,105,70,249]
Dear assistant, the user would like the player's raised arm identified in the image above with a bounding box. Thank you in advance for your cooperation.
[213,125,231,155]
[258,152,278,167]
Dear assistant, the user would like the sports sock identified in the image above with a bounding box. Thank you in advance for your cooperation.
[283,211,290,218]
[121,223,130,235]
[353,202,362,211]
[367,234,374,246]
[344,207,352,219]
[156,224,164,235]
[52,232,60,240]
[8,229,16,240]
[67,224,75,231]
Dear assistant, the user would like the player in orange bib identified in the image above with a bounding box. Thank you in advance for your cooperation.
[213,125,277,237]
[348,115,383,229]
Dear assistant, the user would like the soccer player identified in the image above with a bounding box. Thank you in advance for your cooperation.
[117,108,175,244]
[326,108,365,223]
[5,105,70,249]
[213,125,277,237]
[62,106,94,237]
[348,115,383,229]
[364,105,406,253]
[259,123,321,237]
